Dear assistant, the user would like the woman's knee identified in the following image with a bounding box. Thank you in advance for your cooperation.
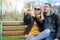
[26,35,35,40]
[45,29,51,35]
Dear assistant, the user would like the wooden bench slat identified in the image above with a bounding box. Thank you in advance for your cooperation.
[3,27,26,31]
[3,22,26,26]
[2,32,24,36]
[2,22,27,36]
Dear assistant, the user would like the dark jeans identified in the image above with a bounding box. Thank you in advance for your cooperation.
[45,32,55,40]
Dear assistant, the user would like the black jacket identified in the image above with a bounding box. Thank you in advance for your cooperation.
[44,13,60,38]
[55,14,60,39]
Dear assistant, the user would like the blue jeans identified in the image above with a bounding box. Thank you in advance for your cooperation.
[26,29,51,40]
[45,32,55,40]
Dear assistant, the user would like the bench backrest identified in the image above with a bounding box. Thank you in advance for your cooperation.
[2,22,27,36]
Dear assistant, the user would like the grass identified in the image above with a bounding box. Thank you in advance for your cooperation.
[2,36,25,40]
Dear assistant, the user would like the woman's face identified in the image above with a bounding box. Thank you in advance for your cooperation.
[34,5,41,15]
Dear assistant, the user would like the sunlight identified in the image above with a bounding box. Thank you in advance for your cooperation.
[2,0,26,14]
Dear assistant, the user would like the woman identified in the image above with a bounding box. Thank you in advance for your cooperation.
[23,5,51,40]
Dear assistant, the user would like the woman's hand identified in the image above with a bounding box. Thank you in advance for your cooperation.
[25,34,28,37]
[30,11,35,17]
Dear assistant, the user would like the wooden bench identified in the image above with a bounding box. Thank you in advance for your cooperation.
[2,22,27,36]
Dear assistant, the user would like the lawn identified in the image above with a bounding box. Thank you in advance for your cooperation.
[2,36,25,40]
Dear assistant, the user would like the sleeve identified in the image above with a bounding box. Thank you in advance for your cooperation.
[23,14,34,35]
[33,17,44,26]
[23,13,30,24]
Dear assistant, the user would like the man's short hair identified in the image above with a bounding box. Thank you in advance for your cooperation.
[44,3,51,7]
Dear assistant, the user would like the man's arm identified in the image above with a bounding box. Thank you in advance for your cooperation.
[55,14,60,39]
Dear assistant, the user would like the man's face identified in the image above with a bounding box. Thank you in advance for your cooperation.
[44,4,51,12]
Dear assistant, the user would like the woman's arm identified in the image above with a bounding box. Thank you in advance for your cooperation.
[23,14,34,35]
[33,17,44,26]
[32,12,44,26]
[23,13,30,24]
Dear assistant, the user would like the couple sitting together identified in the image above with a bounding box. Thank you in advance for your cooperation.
[23,3,60,40]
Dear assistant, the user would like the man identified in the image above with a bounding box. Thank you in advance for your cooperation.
[43,3,60,40]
